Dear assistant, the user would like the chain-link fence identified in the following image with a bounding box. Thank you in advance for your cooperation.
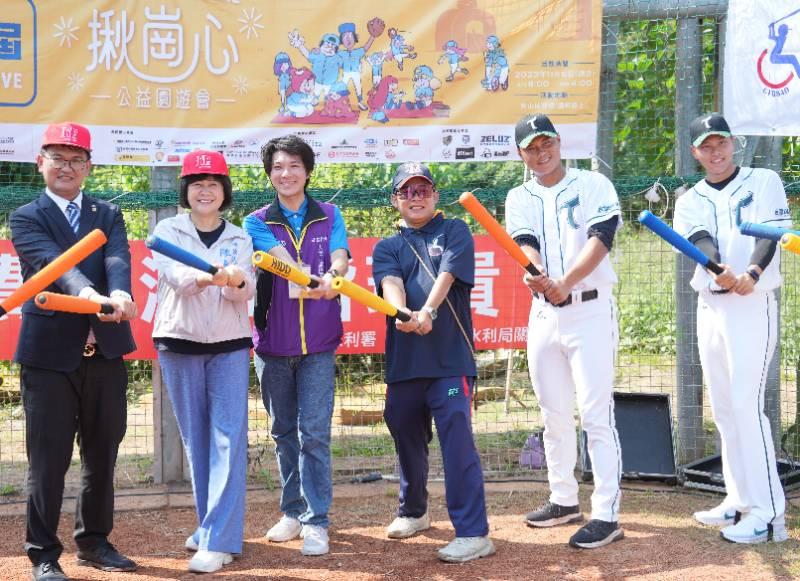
[3,1,800,499]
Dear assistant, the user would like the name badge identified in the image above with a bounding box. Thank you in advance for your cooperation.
[288,264,312,299]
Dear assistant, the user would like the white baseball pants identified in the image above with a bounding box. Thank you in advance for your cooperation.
[527,288,622,522]
[697,290,785,524]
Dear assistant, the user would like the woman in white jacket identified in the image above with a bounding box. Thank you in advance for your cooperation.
[151,150,255,573]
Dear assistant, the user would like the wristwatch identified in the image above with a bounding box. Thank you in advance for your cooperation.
[421,306,438,320]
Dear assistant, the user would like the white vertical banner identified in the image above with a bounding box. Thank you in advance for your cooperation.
[724,0,800,136]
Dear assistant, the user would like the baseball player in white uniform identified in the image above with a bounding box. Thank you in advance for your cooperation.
[505,114,624,549]
[673,113,789,544]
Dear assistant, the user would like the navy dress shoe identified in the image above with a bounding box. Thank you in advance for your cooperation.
[31,560,69,580]
[76,543,137,572]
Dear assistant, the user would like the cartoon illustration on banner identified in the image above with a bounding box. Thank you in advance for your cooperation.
[270,18,515,125]
[0,1,602,163]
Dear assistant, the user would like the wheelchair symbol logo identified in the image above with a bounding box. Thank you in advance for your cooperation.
[756,9,800,92]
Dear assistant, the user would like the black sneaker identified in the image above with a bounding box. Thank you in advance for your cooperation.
[525,501,584,528]
[568,519,624,549]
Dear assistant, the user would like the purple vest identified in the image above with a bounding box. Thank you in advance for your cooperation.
[251,200,343,356]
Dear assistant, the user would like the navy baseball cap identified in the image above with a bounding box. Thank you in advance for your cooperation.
[515,114,558,148]
[690,113,731,147]
[392,162,435,191]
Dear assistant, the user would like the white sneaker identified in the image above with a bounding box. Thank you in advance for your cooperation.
[301,524,329,556]
[188,550,233,573]
[266,515,302,542]
[386,512,431,539]
[185,536,199,551]
[694,503,741,527]
[437,536,496,563]
[386,514,431,539]
[720,514,788,544]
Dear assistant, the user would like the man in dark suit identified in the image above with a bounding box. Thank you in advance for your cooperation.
[10,122,139,581]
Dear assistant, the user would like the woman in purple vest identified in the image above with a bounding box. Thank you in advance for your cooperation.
[243,135,350,557]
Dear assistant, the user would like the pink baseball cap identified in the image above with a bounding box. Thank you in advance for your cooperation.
[181,150,229,177]
[41,122,92,152]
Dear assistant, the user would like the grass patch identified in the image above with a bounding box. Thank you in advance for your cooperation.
[331,433,395,458]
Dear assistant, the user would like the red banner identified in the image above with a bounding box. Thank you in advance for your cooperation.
[0,237,531,359]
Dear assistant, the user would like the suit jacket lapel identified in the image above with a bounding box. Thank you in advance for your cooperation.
[78,195,99,237]
[39,193,77,244]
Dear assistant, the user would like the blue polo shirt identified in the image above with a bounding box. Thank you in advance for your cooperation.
[243,196,349,253]
[372,213,477,383]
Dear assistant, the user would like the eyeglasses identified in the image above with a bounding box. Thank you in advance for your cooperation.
[394,185,435,200]
[41,154,89,171]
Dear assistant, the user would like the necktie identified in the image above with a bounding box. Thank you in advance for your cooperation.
[66,201,80,234]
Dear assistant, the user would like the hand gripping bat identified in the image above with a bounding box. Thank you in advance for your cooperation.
[0,229,107,318]
[146,235,245,288]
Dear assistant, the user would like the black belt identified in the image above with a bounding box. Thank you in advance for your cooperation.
[710,289,730,295]
[534,289,599,307]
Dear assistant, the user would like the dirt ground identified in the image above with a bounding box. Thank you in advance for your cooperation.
[0,481,798,581]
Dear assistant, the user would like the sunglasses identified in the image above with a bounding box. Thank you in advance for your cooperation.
[394,185,435,200]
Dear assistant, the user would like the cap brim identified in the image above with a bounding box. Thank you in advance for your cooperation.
[394,174,434,190]
[692,131,731,147]
[42,141,92,152]
[517,131,558,149]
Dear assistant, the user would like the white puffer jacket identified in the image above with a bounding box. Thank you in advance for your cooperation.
[152,213,255,343]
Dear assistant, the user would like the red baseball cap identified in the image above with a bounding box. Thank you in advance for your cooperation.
[181,150,229,177]
[41,122,92,152]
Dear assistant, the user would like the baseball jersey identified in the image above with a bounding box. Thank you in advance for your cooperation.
[307,51,341,86]
[673,167,790,292]
[339,47,366,73]
[505,167,622,288]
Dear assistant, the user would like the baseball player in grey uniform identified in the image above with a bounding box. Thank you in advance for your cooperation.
[505,114,624,549]
[673,113,788,544]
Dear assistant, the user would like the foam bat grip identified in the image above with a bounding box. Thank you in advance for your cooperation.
[740,222,800,242]
[330,277,412,322]
[639,210,724,275]
[0,229,107,318]
[226,267,246,289]
[251,251,320,289]
[458,192,541,277]
[781,233,800,256]
[35,292,115,315]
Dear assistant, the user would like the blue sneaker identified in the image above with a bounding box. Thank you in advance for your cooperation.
[568,519,624,549]
[525,501,583,528]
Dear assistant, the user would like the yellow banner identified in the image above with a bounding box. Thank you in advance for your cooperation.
[0,0,602,164]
